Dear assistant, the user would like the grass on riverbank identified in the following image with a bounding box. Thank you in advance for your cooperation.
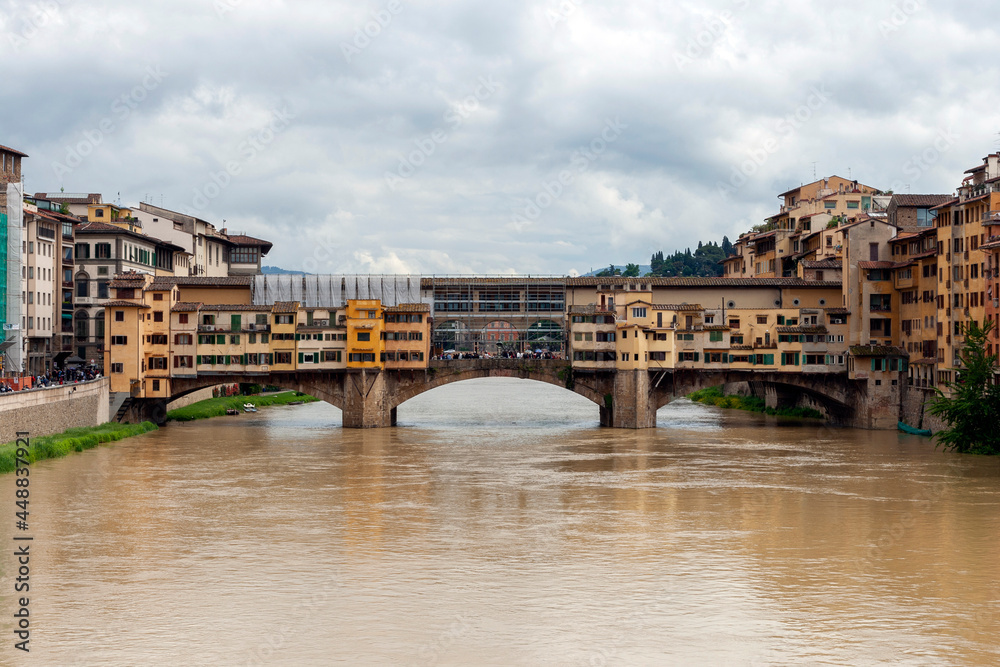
[0,422,159,474]
[689,386,824,420]
[167,391,319,422]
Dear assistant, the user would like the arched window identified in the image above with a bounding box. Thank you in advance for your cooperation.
[94,311,105,340]
[75,272,89,298]
[75,310,90,341]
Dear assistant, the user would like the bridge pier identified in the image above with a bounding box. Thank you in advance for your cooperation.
[601,369,657,429]
[122,398,169,425]
[342,370,395,428]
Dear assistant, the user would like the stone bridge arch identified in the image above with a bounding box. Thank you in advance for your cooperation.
[389,361,610,411]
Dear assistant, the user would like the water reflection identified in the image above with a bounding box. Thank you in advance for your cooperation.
[1,378,998,665]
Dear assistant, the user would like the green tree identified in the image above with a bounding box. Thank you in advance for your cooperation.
[928,320,1000,454]
[622,263,640,277]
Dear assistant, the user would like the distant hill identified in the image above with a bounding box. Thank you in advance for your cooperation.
[584,265,651,277]
[261,266,308,275]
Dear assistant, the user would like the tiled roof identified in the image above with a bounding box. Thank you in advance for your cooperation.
[825,308,850,315]
[890,194,954,208]
[148,276,253,289]
[385,303,431,313]
[422,277,566,287]
[198,304,272,312]
[777,325,828,334]
[858,261,899,270]
[703,325,730,332]
[171,302,203,312]
[77,221,186,251]
[102,300,151,308]
[0,144,28,157]
[568,305,615,315]
[272,301,298,313]
[569,277,841,288]
[109,279,147,290]
[802,259,841,269]
[909,358,937,365]
[34,192,100,204]
[652,304,703,311]
[225,234,273,252]
[849,345,906,357]
[930,197,960,211]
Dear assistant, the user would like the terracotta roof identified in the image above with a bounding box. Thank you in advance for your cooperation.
[272,301,298,314]
[225,234,273,252]
[909,358,937,365]
[568,305,616,315]
[109,278,148,290]
[849,345,906,357]
[930,197,960,211]
[198,304,272,312]
[102,300,151,308]
[964,164,987,174]
[858,261,899,270]
[703,325,730,332]
[568,277,841,288]
[171,302,203,312]
[801,259,841,270]
[890,194,954,208]
[148,276,252,289]
[34,192,100,204]
[777,325,828,334]
[825,308,850,315]
[384,303,431,313]
[652,304,703,311]
[77,221,186,251]
[0,144,28,157]
[907,250,939,260]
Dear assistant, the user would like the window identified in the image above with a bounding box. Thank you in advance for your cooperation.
[275,352,293,364]
[756,315,767,324]
[357,332,371,342]
[75,243,90,259]
[76,276,89,298]
[847,201,859,209]
[825,201,836,209]
[256,314,267,326]
[232,247,259,264]
[709,331,724,342]
[230,335,240,344]
[111,363,123,374]
[174,355,194,369]
[349,353,376,362]
[175,334,193,345]
[97,281,109,299]
[324,351,342,362]
[632,307,647,319]
[115,310,125,322]
[111,335,128,345]
[95,243,111,259]
[149,357,168,370]
[150,335,168,345]
[179,314,189,324]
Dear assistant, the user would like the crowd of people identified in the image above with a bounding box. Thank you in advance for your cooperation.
[0,365,102,393]
[434,349,562,361]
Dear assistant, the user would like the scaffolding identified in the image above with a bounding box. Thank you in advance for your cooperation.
[3,183,22,373]
[425,277,568,353]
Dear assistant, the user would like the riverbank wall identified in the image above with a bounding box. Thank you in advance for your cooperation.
[0,378,109,442]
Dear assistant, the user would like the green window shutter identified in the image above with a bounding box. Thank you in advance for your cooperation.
[777,315,785,325]
[298,353,304,364]
[871,359,877,371]
[196,355,201,364]
[295,333,301,341]
[694,352,699,362]
[231,314,241,331]
[765,354,774,365]
[217,334,225,345]
[241,354,247,365]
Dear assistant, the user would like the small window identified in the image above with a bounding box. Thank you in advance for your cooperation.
[153,293,163,301]
[153,312,164,322]
[179,314,189,324]
[115,311,125,322]
[111,363,123,373]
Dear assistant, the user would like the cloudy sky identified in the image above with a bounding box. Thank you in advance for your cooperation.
[2,0,998,275]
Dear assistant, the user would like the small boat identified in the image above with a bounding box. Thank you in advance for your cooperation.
[288,400,303,405]
[243,403,258,413]
[225,408,240,416]
[898,421,932,436]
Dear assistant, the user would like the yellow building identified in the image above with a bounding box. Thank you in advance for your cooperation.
[383,304,431,369]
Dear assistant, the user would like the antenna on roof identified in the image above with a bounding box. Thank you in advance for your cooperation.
[811,162,817,180]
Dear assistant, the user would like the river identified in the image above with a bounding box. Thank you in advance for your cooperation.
[2,378,1000,665]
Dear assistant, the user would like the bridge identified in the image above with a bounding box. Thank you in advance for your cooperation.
[122,359,889,429]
